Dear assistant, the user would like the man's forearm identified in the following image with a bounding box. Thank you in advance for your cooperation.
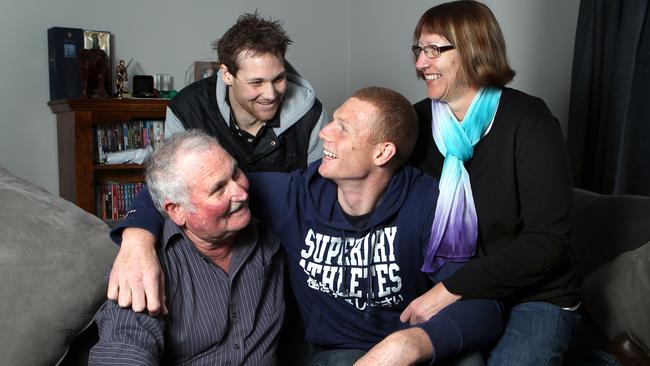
[107,227,166,315]
[355,328,433,366]
[122,227,156,248]
[359,298,503,366]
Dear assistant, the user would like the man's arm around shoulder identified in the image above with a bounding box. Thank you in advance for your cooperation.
[108,188,167,316]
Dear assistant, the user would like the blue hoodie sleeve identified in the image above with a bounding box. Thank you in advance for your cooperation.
[247,172,294,232]
[413,299,504,363]
[109,172,295,245]
[109,188,164,245]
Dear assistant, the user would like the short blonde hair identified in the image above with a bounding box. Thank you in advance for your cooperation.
[351,87,418,167]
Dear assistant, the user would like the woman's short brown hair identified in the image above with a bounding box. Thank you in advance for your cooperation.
[413,0,515,88]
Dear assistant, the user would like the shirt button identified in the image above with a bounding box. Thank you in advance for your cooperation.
[270,140,276,146]
[232,312,237,319]
[234,343,240,350]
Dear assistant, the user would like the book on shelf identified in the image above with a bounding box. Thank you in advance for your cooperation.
[48,27,84,100]
[94,120,165,164]
[95,182,146,220]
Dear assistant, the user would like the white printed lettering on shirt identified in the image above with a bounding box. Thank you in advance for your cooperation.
[300,227,402,310]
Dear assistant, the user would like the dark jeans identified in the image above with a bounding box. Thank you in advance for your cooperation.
[486,301,581,366]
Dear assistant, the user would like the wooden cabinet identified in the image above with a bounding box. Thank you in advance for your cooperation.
[48,98,167,217]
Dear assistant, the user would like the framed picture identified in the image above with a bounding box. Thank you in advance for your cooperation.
[84,30,111,61]
[194,61,220,81]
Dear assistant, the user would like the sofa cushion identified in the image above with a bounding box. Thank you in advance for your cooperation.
[572,189,650,276]
[582,241,650,349]
[0,166,117,365]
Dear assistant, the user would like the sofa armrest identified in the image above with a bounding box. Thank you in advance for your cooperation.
[0,166,117,365]
[571,188,650,275]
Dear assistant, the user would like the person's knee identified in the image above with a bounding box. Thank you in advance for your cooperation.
[486,302,580,366]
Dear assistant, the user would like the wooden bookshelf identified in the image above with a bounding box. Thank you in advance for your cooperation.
[48,98,167,217]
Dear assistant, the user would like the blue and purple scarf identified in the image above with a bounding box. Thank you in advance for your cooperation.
[421,87,502,273]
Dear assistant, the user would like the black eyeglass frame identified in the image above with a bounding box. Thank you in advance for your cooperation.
[411,44,455,59]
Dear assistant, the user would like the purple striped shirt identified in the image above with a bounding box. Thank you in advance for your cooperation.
[90,218,285,365]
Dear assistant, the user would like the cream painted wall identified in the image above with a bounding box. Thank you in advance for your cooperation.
[0,0,578,195]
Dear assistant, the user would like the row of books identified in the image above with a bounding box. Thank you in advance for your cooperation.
[95,120,164,163]
[95,182,146,220]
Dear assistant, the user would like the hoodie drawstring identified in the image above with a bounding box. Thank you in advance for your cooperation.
[340,229,350,297]
[364,225,377,321]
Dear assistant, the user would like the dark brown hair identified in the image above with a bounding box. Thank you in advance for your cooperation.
[413,0,515,87]
[212,11,292,76]
[351,87,418,166]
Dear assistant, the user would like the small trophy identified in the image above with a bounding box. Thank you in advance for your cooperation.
[115,59,131,98]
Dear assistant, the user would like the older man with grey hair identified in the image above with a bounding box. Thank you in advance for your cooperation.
[89,130,285,365]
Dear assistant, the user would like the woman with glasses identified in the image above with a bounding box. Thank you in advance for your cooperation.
[405,1,582,365]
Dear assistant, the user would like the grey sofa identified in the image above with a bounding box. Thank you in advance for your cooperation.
[0,166,116,365]
[568,188,650,358]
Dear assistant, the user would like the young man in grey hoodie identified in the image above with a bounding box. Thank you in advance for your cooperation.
[164,12,328,173]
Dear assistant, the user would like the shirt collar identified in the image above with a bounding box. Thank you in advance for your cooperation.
[160,217,261,271]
